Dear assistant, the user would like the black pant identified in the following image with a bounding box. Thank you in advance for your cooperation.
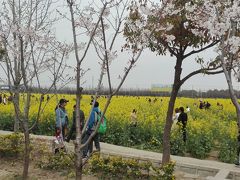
[82,131,100,157]
[89,132,100,154]
[182,125,187,142]
[66,126,76,142]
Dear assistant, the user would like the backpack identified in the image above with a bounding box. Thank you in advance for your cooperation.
[95,112,107,134]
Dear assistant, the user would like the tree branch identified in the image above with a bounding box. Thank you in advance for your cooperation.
[180,66,223,86]
[184,41,219,59]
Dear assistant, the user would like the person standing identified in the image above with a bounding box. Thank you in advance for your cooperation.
[47,95,50,101]
[82,101,101,158]
[177,107,188,142]
[0,94,2,104]
[172,108,180,122]
[55,98,69,140]
[3,94,7,105]
[66,104,85,142]
[199,100,204,109]
[171,108,180,130]
[130,109,137,126]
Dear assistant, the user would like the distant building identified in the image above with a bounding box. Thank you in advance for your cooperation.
[0,84,25,91]
[151,84,172,92]
[0,85,10,91]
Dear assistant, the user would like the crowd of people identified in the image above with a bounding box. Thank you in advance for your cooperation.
[54,98,101,158]
[52,96,239,166]
[199,100,211,109]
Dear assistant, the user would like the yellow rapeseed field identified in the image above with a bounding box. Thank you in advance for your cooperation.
[0,94,238,162]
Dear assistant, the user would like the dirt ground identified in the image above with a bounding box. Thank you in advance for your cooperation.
[0,158,97,180]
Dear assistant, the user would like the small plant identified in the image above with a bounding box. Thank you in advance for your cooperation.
[0,133,24,158]
[153,161,176,180]
[218,137,237,163]
[37,151,74,170]
[186,121,213,159]
[88,154,175,179]
[170,127,186,156]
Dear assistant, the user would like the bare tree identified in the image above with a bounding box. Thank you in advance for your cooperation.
[66,0,142,179]
[0,0,69,178]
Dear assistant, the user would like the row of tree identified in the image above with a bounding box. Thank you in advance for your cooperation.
[0,0,239,179]
[7,86,240,99]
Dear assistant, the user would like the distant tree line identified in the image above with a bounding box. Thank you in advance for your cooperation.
[7,86,237,99]
[178,89,240,99]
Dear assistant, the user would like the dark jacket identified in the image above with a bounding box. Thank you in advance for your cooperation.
[72,109,85,131]
[178,112,188,127]
[66,109,85,142]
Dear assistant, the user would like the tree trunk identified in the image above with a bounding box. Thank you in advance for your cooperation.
[75,133,83,180]
[162,57,182,165]
[22,122,30,179]
[162,87,179,164]
[75,87,83,180]
[68,2,83,179]
[14,91,20,132]
[220,20,240,130]
[221,56,240,129]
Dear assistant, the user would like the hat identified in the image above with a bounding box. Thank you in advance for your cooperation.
[90,100,99,107]
[59,98,69,104]
[94,101,99,107]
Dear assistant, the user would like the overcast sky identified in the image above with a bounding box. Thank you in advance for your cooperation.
[1,0,238,91]
[51,1,239,92]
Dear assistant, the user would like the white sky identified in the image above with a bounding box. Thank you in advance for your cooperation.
[51,1,238,91]
[0,0,239,91]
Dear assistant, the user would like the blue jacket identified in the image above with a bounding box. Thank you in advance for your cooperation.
[56,107,68,128]
[87,107,99,132]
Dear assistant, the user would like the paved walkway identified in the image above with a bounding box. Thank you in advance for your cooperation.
[1,130,240,180]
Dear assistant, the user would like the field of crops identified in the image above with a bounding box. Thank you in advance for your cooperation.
[0,94,238,163]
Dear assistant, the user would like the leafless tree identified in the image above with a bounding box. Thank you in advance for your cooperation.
[0,0,69,178]
[66,0,142,179]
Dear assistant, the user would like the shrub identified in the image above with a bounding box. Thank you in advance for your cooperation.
[0,114,14,131]
[186,121,213,159]
[218,138,237,163]
[170,126,185,156]
[187,131,213,159]
[88,154,175,179]
[0,133,24,158]
[37,150,74,170]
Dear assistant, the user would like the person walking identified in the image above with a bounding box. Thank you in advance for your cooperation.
[82,101,100,158]
[66,104,85,142]
[177,107,188,142]
[55,98,69,140]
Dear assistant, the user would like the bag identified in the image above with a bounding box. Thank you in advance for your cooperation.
[52,135,65,154]
[96,112,107,134]
[64,125,68,136]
